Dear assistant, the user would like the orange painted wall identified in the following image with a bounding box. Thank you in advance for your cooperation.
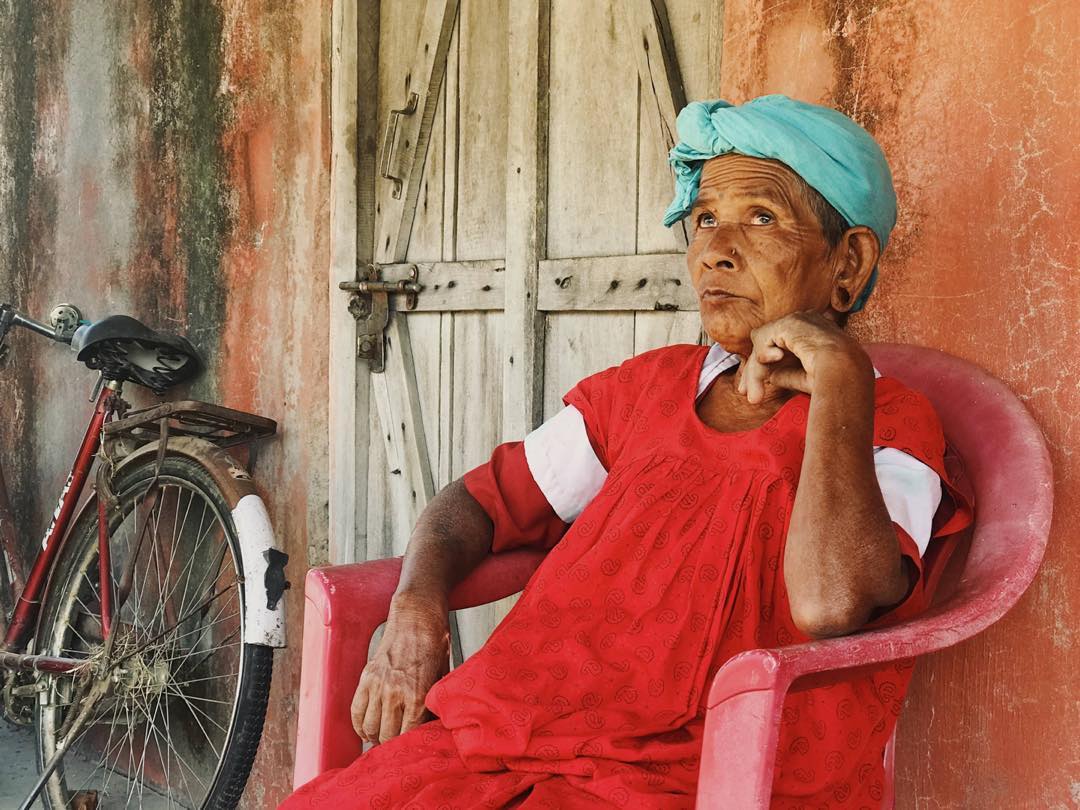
[719,1,1079,806]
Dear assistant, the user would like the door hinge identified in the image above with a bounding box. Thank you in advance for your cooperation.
[339,264,423,373]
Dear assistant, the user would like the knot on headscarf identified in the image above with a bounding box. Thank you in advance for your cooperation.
[663,95,897,312]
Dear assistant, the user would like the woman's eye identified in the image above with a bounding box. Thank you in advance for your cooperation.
[751,211,774,225]
[696,212,717,228]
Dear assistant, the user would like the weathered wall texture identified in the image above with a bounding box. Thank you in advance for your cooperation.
[0,0,330,805]
[3,0,1078,807]
[720,1,1078,806]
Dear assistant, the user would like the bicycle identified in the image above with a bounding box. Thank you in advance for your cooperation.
[0,302,289,809]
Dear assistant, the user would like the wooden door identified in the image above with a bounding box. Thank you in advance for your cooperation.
[330,0,724,659]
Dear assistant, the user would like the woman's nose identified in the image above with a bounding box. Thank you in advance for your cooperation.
[698,223,742,271]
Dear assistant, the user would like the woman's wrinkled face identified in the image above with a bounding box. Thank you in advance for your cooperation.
[686,154,839,356]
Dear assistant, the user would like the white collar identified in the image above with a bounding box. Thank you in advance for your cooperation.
[695,343,740,401]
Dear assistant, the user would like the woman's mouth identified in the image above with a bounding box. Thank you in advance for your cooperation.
[701,287,742,302]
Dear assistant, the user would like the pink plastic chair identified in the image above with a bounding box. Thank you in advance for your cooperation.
[292,344,1053,808]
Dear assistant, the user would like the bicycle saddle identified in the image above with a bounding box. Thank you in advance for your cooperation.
[71,315,202,391]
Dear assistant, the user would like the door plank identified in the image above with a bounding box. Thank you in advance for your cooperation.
[380,254,704,313]
[502,0,550,441]
[370,0,450,536]
[538,253,695,311]
[450,0,518,657]
[636,0,719,255]
[329,0,367,564]
[449,311,505,658]
[547,0,639,260]
[374,0,460,264]
[379,260,505,311]
[456,0,509,260]
[631,0,689,253]
[544,312,638,419]
[438,19,460,494]
[545,0,638,430]
[368,0,431,561]
[633,1,721,353]
[373,318,438,535]
[631,0,686,156]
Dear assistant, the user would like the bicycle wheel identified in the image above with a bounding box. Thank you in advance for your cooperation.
[34,453,273,809]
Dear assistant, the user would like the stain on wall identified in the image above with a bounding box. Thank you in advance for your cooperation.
[0,0,330,804]
[0,0,70,547]
[720,1,1079,806]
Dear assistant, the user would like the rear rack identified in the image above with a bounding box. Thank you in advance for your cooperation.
[104,400,277,448]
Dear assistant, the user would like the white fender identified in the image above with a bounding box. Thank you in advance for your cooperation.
[231,494,288,648]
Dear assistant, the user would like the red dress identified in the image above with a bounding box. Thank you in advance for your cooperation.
[283,344,970,809]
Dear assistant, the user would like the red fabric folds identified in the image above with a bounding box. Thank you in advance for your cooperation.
[283,344,971,810]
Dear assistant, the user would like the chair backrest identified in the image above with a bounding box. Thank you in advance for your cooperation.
[866,343,1053,643]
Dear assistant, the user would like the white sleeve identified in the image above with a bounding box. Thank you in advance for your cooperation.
[873,447,943,557]
[523,405,607,523]
[525,405,943,552]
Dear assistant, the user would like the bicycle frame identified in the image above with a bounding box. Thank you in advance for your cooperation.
[0,382,119,674]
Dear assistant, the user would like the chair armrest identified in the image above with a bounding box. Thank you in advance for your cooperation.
[695,596,1010,809]
[293,550,546,787]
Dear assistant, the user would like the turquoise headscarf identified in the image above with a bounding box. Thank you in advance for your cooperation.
[663,95,896,312]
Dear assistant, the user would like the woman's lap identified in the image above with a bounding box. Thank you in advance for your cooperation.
[279,719,691,809]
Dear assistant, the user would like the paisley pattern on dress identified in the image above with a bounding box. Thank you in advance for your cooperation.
[282,344,971,810]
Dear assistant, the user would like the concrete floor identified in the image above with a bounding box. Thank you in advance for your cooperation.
[0,719,179,808]
[1,719,42,808]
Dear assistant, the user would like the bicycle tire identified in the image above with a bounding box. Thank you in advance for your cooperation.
[34,453,273,809]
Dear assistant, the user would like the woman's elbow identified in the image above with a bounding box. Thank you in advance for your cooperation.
[789,596,874,639]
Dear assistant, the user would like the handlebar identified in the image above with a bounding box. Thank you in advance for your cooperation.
[0,303,80,346]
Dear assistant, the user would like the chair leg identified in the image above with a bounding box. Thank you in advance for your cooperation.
[697,685,788,809]
[881,725,897,810]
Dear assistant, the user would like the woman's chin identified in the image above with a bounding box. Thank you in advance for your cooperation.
[699,317,753,355]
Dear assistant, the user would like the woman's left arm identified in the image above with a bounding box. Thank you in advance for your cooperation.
[739,312,912,638]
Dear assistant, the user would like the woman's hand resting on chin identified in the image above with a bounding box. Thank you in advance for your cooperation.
[736,311,874,403]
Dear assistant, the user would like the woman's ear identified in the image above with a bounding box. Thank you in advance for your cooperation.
[830,226,880,313]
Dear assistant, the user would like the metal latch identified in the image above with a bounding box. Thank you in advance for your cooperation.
[339,264,423,373]
[380,92,419,199]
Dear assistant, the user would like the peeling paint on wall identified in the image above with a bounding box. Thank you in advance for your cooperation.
[0,0,330,804]
[0,0,73,558]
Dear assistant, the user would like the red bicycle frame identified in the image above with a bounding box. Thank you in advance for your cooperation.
[0,383,119,674]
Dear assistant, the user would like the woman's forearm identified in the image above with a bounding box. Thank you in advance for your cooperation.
[784,361,910,637]
[391,478,496,612]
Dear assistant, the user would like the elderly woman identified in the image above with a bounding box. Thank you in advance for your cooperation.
[283,96,970,809]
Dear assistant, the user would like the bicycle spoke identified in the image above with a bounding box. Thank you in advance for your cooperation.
[165,602,240,657]
[143,694,210,793]
[163,681,201,809]
[112,583,236,669]
[132,485,168,636]
[172,525,227,627]
[167,685,228,748]
[148,489,171,639]
[153,509,222,644]
[35,470,257,809]
[144,693,190,809]
[66,715,130,803]
[145,714,173,807]
[150,486,193,639]
[169,626,242,676]
[168,670,239,689]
